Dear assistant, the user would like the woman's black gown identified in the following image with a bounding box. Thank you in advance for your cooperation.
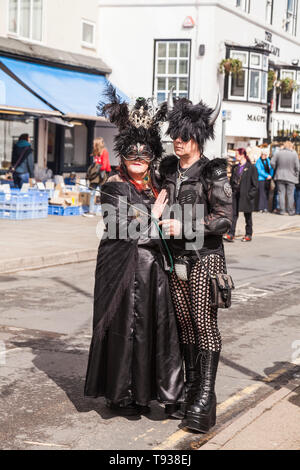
[84,178,184,406]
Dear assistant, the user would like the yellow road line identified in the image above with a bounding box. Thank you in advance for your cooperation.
[155,364,295,450]
[23,441,70,448]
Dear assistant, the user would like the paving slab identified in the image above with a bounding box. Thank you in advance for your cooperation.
[0,212,299,273]
[200,382,300,450]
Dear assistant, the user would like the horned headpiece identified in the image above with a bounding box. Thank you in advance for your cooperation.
[98,84,167,161]
[166,89,221,152]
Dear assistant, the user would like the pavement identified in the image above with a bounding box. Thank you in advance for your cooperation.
[200,378,300,450]
[0,211,300,274]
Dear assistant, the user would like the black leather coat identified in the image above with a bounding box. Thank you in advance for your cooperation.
[230,162,258,213]
[84,175,184,406]
[159,156,233,258]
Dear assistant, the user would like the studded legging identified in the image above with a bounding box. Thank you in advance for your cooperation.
[169,254,225,352]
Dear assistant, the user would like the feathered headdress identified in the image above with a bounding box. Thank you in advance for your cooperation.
[98,84,167,161]
[166,90,221,152]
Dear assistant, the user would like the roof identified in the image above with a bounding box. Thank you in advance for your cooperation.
[0,36,112,75]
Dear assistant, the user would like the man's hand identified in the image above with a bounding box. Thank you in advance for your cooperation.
[159,219,182,237]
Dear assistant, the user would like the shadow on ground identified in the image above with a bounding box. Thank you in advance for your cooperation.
[10,336,172,423]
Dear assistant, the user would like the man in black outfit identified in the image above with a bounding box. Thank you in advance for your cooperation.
[159,93,232,433]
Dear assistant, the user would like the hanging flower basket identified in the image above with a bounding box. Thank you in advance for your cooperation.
[219,58,243,76]
[277,77,298,94]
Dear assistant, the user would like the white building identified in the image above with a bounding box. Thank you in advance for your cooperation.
[0,0,120,176]
[97,0,300,159]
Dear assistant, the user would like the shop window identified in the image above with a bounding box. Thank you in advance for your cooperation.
[154,40,190,103]
[229,70,248,99]
[284,0,298,36]
[82,20,95,48]
[8,0,43,42]
[249,70,261,101]
[63,125,87,170]
[227,49,268,104]
[0,119,34,168]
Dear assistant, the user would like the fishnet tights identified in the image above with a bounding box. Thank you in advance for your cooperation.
[170,254,225,352]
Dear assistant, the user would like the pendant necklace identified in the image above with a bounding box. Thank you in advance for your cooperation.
[176,162,192,198]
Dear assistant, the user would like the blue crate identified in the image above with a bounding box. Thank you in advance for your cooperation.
[0,191,34,210]
[64,178,76,186]
[0,208,31,220]
[48,205,81,216]
[28,189,49,203]
[32,209,48,219]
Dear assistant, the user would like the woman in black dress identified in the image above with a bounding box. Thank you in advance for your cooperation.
[84,88,184,416]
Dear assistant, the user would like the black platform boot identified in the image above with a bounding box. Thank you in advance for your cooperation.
[182,344,199,412]
[183,350,220,433]
[168,344,199,420]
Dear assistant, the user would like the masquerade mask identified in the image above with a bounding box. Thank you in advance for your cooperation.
[123,144,154,162]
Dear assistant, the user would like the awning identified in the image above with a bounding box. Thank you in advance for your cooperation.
[0,56,128,120]
[0,66,60,116]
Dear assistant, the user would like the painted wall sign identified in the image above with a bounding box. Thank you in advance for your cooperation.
[254,37,280,57]
[247,114,267,123]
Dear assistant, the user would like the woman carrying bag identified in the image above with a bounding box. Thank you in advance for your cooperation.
[224,148,258,243]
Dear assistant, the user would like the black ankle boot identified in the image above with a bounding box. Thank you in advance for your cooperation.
[183,350,220,433]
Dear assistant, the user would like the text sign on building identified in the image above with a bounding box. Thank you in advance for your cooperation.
[225,103,268,139]
[254,31,280,57]
[247,114,266,123]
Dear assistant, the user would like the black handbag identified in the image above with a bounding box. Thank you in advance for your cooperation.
[210,273,235,309]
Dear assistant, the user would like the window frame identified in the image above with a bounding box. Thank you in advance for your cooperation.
[81,19,96,49]
[228,68,249,101]
[284,0,298,36]
[266,0,274,24]
[153,39,191,104]
[236,0,251,13]
[248,69,262,102]
[226,48,268,105]
[7,0,44,43]
[278,68,300,113]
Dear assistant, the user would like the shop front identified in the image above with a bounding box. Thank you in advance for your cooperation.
[0,54,127,179]
[223,101,268,151]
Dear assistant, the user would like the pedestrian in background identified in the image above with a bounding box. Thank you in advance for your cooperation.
[92,137,111,178]
[271,141,299,216]
[11,133,34,189]
[86,137,111,215]
[224,148,258,243]
[295,169,300,215]
[255,148,274,212]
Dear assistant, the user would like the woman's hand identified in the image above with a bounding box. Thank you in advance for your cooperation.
[152,189,168,220]
[159,219,182,237]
